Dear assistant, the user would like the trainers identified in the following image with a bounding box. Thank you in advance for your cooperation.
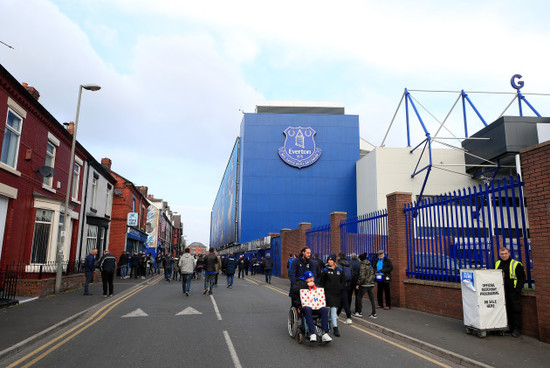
[185,292,189,296]
[321,333,332,342]
[345,318,353,325]
[384,306,391,310]
[369,313,378,319]
[309,334,317,342]
[333,327,340,337]
[353,312,363,317]
[203,289,208,295]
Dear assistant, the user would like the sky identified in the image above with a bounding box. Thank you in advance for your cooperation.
[1,0,550,245]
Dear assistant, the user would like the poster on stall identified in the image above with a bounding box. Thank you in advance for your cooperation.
[461,269,507,330]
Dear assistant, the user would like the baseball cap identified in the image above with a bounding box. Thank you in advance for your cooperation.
[301,271,314,280]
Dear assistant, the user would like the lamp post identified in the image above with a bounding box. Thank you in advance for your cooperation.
[55,84,101,294]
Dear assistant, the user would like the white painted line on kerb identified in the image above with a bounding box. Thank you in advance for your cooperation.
[223,331,243,368]
[210,294,222,320]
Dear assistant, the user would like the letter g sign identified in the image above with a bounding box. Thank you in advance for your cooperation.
[511,74,524,90]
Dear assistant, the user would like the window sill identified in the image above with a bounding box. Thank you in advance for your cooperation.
[41,184,56,194]
[0,162,22,177]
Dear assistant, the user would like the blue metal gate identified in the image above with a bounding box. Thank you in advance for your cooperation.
[404,175,533,287]
[306,224,331,263]
[341,210,388,264]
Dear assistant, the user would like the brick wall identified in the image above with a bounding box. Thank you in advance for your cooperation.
[15,272,99,297]
[280,223,310,279]
[521,140,550,342]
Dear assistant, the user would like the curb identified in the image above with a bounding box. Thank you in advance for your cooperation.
[0,277,157,362]
[351,317,493,368]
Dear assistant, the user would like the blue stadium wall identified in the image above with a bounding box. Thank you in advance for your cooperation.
[236,112,359,244]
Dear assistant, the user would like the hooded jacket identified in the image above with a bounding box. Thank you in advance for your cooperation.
[178,253,197,275]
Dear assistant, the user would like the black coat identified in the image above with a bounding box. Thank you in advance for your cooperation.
[226,256,237,275]
[320,267,344,308]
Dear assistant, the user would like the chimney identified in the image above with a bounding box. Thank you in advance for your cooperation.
[22,82,40,100]
[137,186,148,197]
[101,158,112,170]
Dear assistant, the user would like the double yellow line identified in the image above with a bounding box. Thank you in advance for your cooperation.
[8,277,161,368]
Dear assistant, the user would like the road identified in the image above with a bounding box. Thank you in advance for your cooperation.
[1,275,460,368]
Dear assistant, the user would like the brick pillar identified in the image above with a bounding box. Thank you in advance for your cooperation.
[521,141,550,342]
[386,192,412,308]
[280,223,311,279]
[330,212,347,256]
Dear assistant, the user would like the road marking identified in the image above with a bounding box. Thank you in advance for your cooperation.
[223,331,242,368]
[7,277,162,368]
[210,295,222,320]
[121,308,148,318]
[176,307,202,315]
[347,322,453,368]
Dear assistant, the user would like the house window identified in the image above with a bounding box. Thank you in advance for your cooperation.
[71,162,81,201]
[31,209,53,263]
[86,225,98,255]
[43,141,56,187]
[91,174,98,209]
[105,184,112,216]
[1,109,23,168]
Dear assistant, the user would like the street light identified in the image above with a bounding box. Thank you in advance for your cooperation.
[55,84,101,294]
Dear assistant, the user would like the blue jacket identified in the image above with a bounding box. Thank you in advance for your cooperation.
[225,256,237,275]
[85,253,96,272]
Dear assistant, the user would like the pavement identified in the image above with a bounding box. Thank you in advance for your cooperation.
[2,273,550,368]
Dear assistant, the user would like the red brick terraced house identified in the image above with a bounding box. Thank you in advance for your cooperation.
[0,64,91,279]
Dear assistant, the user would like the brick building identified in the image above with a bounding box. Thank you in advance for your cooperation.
[100,158,148,259]
[0,63,88,269]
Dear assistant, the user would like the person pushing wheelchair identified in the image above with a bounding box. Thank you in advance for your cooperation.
[291,271,332,343]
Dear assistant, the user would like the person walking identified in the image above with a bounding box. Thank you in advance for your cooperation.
[243,256,250,276]
[336,253,353,324]
[130,252,140,279]
[320,254,345,337]
[225,253,237,288]
[376,250,393,310]
[83,248,97,295]
[495,246,526,337]
[237,255,245,279]
[99,250,117,297]
[163,253,174,282]
[179,247,197,296]
[263,253,274,284]
[288,247,320,296]
[349,253,361,314]
[118,251,129,279]
[355,253,377,318]
[172,257,180,281]
[203,248,220,295]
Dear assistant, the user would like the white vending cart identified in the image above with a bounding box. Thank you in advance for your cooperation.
[460,269,508,337]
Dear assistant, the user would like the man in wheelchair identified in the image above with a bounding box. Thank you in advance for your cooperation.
[290,271,332,343]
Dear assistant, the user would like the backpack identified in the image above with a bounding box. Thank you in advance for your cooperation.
[343,265,352,283]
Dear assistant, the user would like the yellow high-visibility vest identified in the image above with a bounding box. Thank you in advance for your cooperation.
[495,259,522,288]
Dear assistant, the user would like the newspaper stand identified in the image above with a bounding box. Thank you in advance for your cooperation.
[460,269,508,337]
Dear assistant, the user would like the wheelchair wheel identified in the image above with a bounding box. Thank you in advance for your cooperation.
[288,307,299,338]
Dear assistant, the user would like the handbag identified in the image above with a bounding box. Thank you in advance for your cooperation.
[300,286,326,310]
[384,274,391,282]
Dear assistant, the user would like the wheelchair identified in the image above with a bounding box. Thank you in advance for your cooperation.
[287,306,329,344]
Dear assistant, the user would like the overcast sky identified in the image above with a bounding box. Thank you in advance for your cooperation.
[1,0,549,245]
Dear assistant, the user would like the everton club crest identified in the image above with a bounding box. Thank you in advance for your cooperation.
[278,126,322,168]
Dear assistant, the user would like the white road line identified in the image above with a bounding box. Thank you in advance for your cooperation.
[210,294,222,320]
[223,331,243,368]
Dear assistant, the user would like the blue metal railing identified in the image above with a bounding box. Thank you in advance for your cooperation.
[340,210,388,264]
[404,175,533,287]
[306,224,331,263]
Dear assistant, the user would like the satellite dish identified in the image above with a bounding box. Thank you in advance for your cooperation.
[38,166,56,178]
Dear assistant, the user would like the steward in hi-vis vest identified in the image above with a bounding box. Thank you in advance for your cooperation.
[495,247,526,337]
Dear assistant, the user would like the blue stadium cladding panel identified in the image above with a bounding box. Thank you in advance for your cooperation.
[237,112,359,244]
